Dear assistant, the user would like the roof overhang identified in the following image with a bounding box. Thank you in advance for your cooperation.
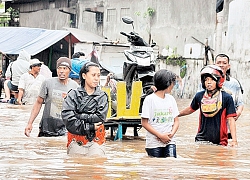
[85,7,104,13]
[64,27,107,44]
[0,27,80,55]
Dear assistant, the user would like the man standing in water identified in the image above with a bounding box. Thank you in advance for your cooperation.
[179,65,237,146]
[17,58,45,105]
[24,57,79,137]
[198,54,243,139]
[215,54,244,122]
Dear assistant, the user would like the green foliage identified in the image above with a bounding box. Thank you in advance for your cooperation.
[135,7,155,18]
[135,11,141,16]
[165,57,185,66]
[164,47,187,78]
[0,3,4,9]
[147,7,155,17]
[166,47,178,59]
[166,57,187,78]
[7,7,19,19]
[180,66,186,78]
[0,8,10,26]
[0,16,10,23]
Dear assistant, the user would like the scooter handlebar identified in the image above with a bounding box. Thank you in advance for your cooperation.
[120,31,149,46]
[120,31,137,40]
[120,31,129,37]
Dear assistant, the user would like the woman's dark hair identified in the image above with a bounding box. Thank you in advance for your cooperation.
[79,62,100,87]
[72,52,85,59]
[154,69,176,91]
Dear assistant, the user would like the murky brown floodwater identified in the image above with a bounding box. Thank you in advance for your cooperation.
[0,99,250,179]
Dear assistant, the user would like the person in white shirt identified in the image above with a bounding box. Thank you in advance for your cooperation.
[1,50,30,102]
[17,59,46,105]
[141,69,179,158]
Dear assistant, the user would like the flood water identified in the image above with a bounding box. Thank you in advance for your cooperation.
[0,99,250,179]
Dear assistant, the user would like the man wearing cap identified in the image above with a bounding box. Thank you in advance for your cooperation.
[16,58,46,105]
[24,57,79,137]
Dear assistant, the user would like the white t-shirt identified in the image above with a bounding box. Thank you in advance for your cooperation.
[141,93,179,148]
[18,72,46,105]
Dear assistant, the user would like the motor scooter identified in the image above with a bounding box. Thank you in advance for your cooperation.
[120,16,156,111]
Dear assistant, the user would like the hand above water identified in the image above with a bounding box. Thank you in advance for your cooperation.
[94,122,103,130]
[230,141,238,147]
[157,133,172,144]
[24,124,33,137]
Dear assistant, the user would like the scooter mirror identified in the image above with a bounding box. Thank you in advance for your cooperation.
[151,42,156,47]
[121,16,134,24]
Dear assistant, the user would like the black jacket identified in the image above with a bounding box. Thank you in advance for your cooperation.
[62,86,108,141]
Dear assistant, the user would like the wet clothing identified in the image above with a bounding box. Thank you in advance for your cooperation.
[62,86,108,148]
[141,93,179,148]
[18,72,45,105]
[5,50,30,86]
[145,144,177,158]
[38,77,79,136]
[67,140,105,156]
[190,90,237,146]
[224,76,244,137]
[223,76,244,109]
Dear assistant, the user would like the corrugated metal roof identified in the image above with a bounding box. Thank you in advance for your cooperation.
[3,0,40,3]
[64,27,107,43]
[0,27,74,55]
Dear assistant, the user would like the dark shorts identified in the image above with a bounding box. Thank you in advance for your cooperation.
[145,144,177,158]
[38,131,66,137]
[7,81,18,91]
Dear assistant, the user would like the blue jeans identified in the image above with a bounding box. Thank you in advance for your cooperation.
[145,144,177,158]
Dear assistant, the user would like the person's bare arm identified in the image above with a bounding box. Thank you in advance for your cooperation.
[24,96,44,137]
[104,73,113,86]
[17,88,24,105]
[178,106,194,117]
[168,117,179,139]
[235,105,244,121]
[228,116,238,147]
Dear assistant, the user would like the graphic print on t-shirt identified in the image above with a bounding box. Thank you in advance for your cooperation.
[152,107,174,124]
[51,89,67,119]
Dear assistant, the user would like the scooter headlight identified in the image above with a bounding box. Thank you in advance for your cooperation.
[126,53,137,62]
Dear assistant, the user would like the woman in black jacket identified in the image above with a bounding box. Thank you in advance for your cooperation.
[62,62,109,156]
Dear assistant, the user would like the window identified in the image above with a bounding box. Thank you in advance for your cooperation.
[120,8,130,18]
[96,12,103,23]
[107,8,116,22]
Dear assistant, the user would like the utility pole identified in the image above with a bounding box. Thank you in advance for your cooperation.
[215,0,225,55]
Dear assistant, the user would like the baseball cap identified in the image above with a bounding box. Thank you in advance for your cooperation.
[30,58,43,67]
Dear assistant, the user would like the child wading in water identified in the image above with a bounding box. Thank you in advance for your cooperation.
[178,65,238,146]
[141,69,179,158]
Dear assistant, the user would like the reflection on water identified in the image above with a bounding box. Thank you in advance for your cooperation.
[0,99,250,179]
